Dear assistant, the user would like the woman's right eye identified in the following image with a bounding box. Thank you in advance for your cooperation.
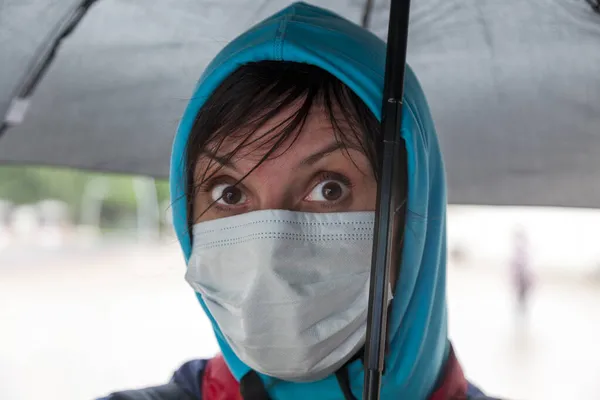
[211,183,246,205]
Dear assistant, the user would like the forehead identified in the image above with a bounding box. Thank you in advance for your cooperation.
[203,104,356,165]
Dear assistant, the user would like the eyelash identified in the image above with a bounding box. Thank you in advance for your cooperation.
[198,171,354,213]
[197,176,235,193]
[315,171,353,188]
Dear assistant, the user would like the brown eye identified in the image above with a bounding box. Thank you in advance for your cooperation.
[305,180,349,203]
[211,183,246,205]
[321,181,343,201]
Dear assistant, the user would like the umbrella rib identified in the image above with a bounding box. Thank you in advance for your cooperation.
[0,0,102,139]
[361,0,375,28]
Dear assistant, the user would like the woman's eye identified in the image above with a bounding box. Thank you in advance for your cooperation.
[305,180,349,203]
[211,183,246,205]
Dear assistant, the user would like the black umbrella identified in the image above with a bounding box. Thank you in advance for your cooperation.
[2,1,600,398]
[2,1,600,208]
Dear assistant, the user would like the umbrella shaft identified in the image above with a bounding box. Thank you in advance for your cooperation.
[364,0,412,399]
[383,0,412,102]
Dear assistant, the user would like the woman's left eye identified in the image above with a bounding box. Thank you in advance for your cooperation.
[305,180,350,203]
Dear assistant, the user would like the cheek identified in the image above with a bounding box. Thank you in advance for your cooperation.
[354,178,378,211]
[192,191,229,223]
[191,189,216,223]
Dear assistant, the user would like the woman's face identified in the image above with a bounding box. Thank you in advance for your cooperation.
[192,105,378,222]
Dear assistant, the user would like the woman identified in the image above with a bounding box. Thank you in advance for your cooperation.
[103,2,496,399]
[511,226,533,320]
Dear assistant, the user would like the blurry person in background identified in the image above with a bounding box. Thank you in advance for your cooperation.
[450,243,468,267]
[510,225,534,322]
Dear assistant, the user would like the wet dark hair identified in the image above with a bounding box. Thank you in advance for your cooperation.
[185,61,381,225]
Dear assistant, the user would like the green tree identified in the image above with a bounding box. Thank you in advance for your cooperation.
[0,166,169,226]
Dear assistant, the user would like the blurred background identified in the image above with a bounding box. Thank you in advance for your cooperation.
[2,1,600,400]
[1,166,599,400]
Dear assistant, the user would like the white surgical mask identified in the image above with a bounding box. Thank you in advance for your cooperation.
[186,209,393,382]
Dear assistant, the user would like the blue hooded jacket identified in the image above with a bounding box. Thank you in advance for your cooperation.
[167,2,450,400]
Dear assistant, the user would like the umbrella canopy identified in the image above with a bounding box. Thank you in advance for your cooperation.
[1,0,599,207]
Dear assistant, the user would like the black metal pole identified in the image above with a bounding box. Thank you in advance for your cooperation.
[363,0,412,399]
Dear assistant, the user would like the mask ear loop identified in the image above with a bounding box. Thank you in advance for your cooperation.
[335,368,359,400]
[333,348,365,400]
[240,370,272,400]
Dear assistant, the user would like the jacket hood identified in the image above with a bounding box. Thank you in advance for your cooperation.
[170,3,449,399]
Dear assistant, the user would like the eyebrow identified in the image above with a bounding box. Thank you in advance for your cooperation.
[200,150,239,172]
[201,141,361,170]
[299,142,360,167]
